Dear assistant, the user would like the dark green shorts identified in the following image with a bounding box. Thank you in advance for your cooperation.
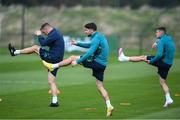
[40,48,61,77]
[82,60,106,81]
[147,56,171,80]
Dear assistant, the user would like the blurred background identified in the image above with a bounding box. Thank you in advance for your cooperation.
[0,0,180,55]
[0,1,180,119]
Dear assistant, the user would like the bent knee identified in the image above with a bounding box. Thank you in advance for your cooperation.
[32,45,39,50]
[32,45,39,48]
[32,45,40,53]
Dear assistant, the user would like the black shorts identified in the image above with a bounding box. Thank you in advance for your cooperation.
[39,48,62,77]
[147,56,171,80]
[81,60,106,81]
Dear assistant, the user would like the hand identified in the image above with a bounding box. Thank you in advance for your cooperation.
[34,30,42,36]
[152,42,157,49]
[71,60,77,66]
[70,39,77,45]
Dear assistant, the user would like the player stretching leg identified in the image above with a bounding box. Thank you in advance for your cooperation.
[8,23,65,107]
[118,27,175,107]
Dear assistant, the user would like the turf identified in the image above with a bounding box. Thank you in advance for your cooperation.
[0,54,180,119]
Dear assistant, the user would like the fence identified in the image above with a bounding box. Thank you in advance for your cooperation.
[0,5,180,55]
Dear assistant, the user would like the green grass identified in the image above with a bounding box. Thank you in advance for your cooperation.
[0,54,180,119]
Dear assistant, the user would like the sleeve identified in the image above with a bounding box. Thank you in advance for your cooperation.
[150,40,164,64]
[38,33,57,46]
[76,42,91,48]
[76,38,100,64]
[34,36,40,45]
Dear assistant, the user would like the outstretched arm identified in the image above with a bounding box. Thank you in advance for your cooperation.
[71,39,91,48]
[76,42,91,48]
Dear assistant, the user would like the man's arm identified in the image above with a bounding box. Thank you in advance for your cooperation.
[150,40,164,64]
[71,40,91,48]
[76,42,91,48]
[76,38,100,64]
[152,39,160,49]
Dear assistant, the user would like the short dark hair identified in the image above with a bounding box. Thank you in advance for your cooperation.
[84,22,97,31]
[156,27,166,33]
[40,23,51,30]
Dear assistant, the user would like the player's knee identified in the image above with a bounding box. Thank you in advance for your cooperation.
[140,55,145,58]
[32,45,39,50]
[70,55,76,60]
[159,78,166,85]
[96,81,103,90]
[32,45,40,53]
[140,55,146,60]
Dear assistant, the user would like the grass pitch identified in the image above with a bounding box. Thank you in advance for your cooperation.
[0,54,180,119]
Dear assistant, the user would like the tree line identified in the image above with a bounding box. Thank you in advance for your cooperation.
[1,0,180,9]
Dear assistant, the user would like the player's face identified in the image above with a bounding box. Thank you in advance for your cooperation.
[84,28,93,37]
[156,30,164,38]
[41,29,48,35]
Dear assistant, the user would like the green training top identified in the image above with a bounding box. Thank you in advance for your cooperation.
[76,32,109,66]
[150,34,176,65]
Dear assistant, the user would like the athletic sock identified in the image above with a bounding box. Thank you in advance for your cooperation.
[123,56,130,61]
[121,51,125,57]
[14,50,20,55]
[118,55,130,62]
[52,95,58,103]
[52,64,59,69]
[165,92,172,101]
[118,50,129,62]
[106,100,112,108]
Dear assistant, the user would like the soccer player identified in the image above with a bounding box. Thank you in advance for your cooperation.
[43,22,114,117]
[118,27,175,107]
[8,23,64,107]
